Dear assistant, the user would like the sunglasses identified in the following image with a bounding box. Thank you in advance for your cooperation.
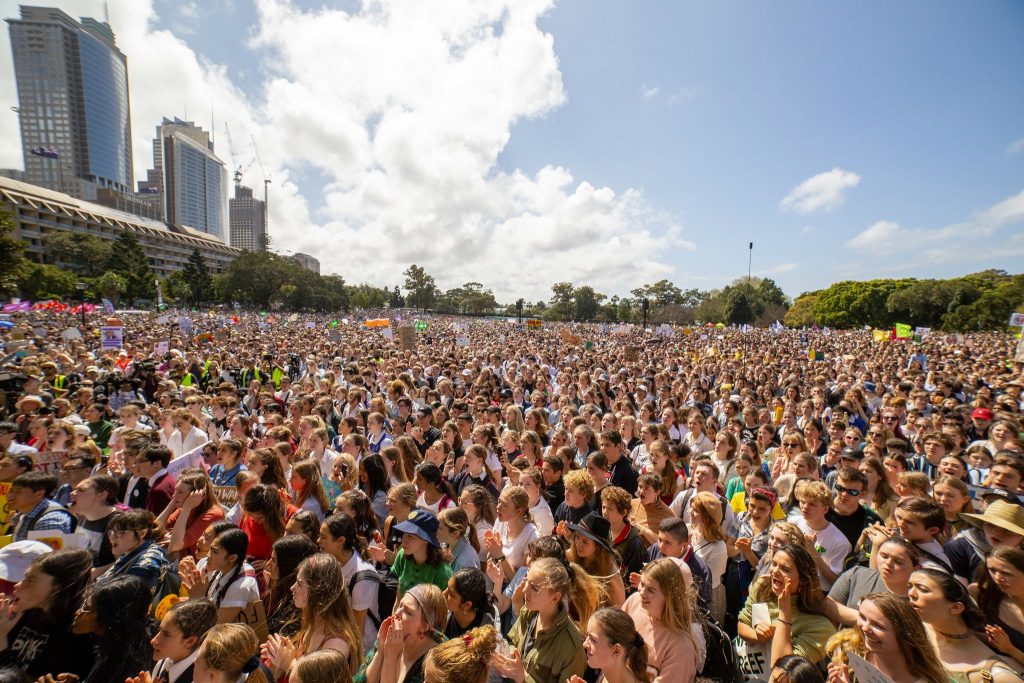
[834,484,863,497]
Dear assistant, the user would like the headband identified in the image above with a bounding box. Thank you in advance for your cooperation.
[751,487,778,508]
[242,655,260,674]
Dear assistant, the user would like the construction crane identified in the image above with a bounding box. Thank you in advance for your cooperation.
[252,134,271,241]
[224,122,255,187]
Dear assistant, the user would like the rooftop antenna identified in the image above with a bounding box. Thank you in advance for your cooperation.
[103,1,109,24]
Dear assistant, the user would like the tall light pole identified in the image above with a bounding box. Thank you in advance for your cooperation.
[642,298,649,330]
[75,282,88,328]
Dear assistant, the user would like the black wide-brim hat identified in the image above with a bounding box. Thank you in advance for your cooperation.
[567,512,615,555]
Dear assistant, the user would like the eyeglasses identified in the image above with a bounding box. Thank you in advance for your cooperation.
[882,416,898,422]
[868,431,884,437]
[783,442,800,448]
[834,484,863,497]
[107,529,135,538]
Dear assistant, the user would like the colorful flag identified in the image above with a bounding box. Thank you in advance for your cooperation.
[329,320,339,329]
[894,323,912,339]
[872,329,888,343]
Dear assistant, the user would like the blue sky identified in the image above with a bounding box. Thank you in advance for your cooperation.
[2,0,1023,301]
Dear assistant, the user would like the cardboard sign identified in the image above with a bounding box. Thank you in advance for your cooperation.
[179,317,193,335]
[154,341,170,357]
[398,326,416,352]
[1010,312,1024,327]
[61,327,82,341]
[624,346,639,362]
[32,450,69,475]
[214,486,238,506]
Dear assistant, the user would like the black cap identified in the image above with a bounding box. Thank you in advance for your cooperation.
[840,447,864,461]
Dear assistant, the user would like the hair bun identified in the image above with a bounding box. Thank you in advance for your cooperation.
[465,625,498,659]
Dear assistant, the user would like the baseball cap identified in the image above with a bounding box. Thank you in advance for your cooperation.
[0,541,53,582]
[840,447,864,461]
[393,509,440,547]
[863,382,877,393]
[972,408,994,421]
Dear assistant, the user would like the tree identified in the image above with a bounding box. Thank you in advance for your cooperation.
[0,208,26,295]
[17,263,76,300]
[725,289,753,325]
[164,272,192,304]
[181,248,212,305]
[218,250,293,308]
[574,286,605,321]
[548,282,575,320]
[813,279,915,328]
[403,265,438,309]
[784,293,819,327]
[44,232,110,277]
[92,272,127,306]
[347,284,390,309]
[390,285,404,308]
[105,232,154,303]
[942,274,1024,330]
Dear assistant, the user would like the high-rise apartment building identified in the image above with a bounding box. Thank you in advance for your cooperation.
[229,184,266,251]
[7,6,133,198]
[141,118,227,241]
[291,252,320,274]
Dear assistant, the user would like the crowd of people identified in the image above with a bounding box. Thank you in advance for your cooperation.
[0,307,1019,683]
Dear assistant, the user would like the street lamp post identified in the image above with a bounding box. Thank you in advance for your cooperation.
[75,282,88,328]
[642,298,649,330]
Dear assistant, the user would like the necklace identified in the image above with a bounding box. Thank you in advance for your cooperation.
[935,628,973,640]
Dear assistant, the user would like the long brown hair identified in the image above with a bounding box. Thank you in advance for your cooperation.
[291,458,330,514]
[590,607,651,683]
[295,553,364,671]
[242,484,287,541]
[749,544,827,616]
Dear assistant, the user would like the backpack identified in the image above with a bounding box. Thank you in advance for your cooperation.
[350,566,398,630]
[151,565,184,619]
[697,611,742,683]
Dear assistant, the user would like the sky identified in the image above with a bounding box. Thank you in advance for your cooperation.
[1,0,1022,304]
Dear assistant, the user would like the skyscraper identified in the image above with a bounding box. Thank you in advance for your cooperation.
[229,184,266,251]
[144,117,227,241]
[7,6,133,198]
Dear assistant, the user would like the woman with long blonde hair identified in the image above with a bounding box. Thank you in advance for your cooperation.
[826,592,948,683]
[621,558,699,682]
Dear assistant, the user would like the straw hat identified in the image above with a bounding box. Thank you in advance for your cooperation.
[961,500,1024,538]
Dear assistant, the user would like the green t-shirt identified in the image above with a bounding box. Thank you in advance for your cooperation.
[391,548,452,595]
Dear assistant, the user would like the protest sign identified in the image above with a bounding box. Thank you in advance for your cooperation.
[61,327,81,341]
[214,486,238,506]
[328,330,342,342]
[1010,312,1024,327]
[846,652,893,683]
[0,482,12,534]
[100,325,123,349]
[399,326,416,352]
[154,341,170,357]
[32,450,68,475]
[167,444,208,477]
[456,336,470,347]
[27,530,86,551]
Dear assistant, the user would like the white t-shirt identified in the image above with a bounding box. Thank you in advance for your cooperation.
[794,517,851,590]
[529,499,555,537]
[492,520,538,571]
[341,551,379,651]
[416,492,456,515]
[207,568,260,609]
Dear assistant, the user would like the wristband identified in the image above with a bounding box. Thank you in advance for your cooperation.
[777,618,792,626]
[493,555,505,562]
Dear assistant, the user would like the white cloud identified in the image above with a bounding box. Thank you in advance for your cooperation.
[800,226,813,235]
[754,263,797,276]
[640,85,660,100]
[1006,138,1024,156]
[779,167,861,214]
[0,0,694,301]
[845,188,1024,255]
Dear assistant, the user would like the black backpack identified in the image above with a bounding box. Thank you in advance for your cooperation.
[349,566,398,630]
[697,611,742,683]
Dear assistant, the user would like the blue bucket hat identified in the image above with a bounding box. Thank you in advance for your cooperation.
[393,509,440,547]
